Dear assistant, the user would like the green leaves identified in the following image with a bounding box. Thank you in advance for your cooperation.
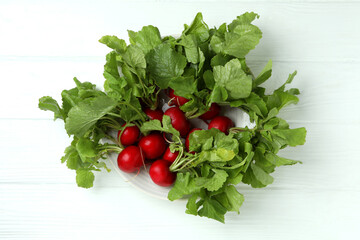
[210,12,262,58]
[182,12,209,43]
[254,60,272,87]
[196,169,228,191]
[265,152,302,167]
[228,12,260,32]
[169,76,197,97]
[181,184,244,223]
[265,71,300,111]
[76,138,97,162]
[118,90,145,122]
[99,35,126,53]
[122,45,147,79]
[179,14,208,73]
[189,128,238,153]
[215,185,244,213]
[76,169,95,189]
[185,193,200,216]
[38,96,65,120]
[140,115,180,139]
[180,35,202,64]
[139,119,163,132]
[172,128,251,222]
[65,96,117,137]
[128,25,162,55]
[223,24,262,58]
[60,137,114,188]
[231,93,268,118]
[243,163,270,188]
[250,162,274,186]
[147,44,187,89]
[102,51,124,99]
[198,197,227,223]
[209,85,228,103]
[102,27,162,110]
[172,108,305,221]
[272,128,307,147]
[39,78,107,122]
[212,59,252,100]
[168,172,200,201]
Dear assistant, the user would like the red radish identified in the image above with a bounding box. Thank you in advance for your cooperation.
[200,103,220,120]
[168,89,189,106]
[117,146,144,173]
[186,128,202,152]
[164,107,190,137]
[117,124,140,146]
[144,108,163,121]
[162,147,179,163]
[149,160,176,187]
[138,133,166,160]
[208,116,234,134]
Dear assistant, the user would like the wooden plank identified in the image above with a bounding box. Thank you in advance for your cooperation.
[0,184,359,239]
[1,1,360,239]
[0,1,359,61]
[0,59,104,119]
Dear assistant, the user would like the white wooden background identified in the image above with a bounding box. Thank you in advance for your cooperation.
[1,1,360,239]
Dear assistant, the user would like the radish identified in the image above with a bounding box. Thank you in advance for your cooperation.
[200,103,220,120]
[144,108,163,121]
[168,89,189,106]
[164,107,190,137]
[186,128,202,152]
[117,146,144,173]
[117,124,140,146]
[162,147,179,163]
[149,160,176,187]
[208,116,234,134]
[138,133,166,160]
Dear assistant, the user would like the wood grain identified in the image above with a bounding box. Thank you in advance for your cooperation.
[1,1,360,239]
[0,2,359,61]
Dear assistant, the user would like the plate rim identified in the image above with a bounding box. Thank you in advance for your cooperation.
[107,152,172,201]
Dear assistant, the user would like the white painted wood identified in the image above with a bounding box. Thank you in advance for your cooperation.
[1,1,360,239]
[1,183,359,240]
[0,1,359,61]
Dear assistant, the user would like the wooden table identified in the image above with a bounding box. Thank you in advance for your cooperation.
[1,1,359,239]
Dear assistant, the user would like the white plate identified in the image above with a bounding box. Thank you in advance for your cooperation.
[107,104,255,200]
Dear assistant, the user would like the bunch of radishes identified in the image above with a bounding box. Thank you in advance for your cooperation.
[116,89,234,187]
